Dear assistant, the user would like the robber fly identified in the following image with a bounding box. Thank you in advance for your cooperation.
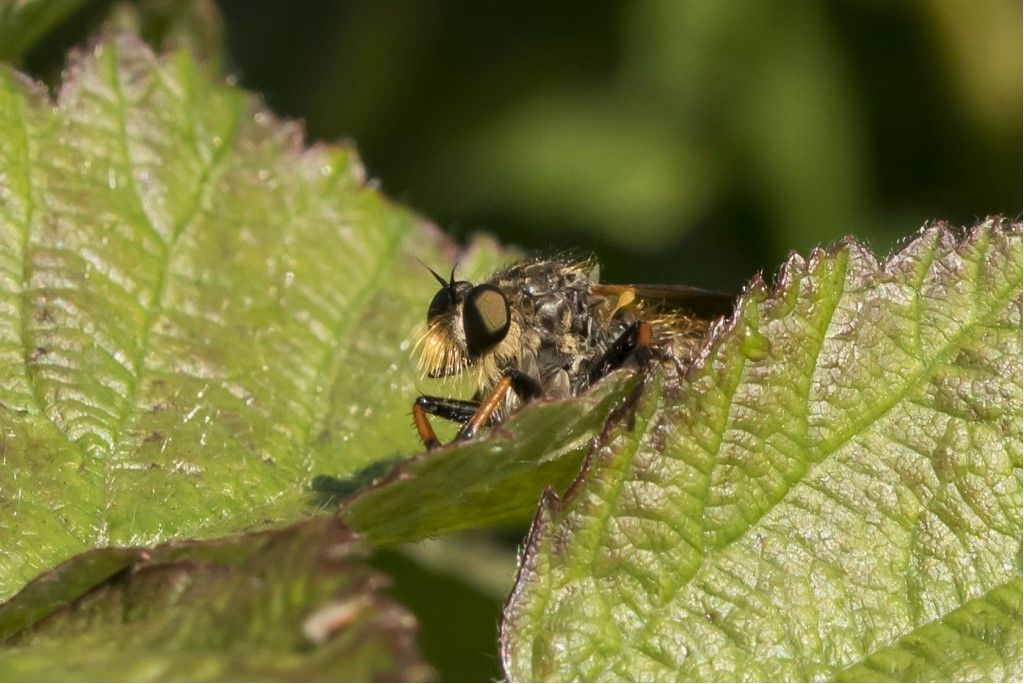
[411,258,734,449]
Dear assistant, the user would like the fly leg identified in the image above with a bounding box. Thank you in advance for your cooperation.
[455,369,543,442]
[413,396,479,450]
[587,320,655,386]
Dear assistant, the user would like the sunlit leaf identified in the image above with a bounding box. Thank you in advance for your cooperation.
[0,33,509,601]
[501,219,1022,682]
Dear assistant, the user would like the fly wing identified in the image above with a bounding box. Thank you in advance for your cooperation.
[592,283,735,321]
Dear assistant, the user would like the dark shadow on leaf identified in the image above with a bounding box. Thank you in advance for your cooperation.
[311,457,406,507]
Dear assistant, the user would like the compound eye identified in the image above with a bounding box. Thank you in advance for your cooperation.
[427,287,452,322]
[463,284,510,356]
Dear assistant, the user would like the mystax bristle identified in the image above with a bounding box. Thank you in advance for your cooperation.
[414,320,470,378]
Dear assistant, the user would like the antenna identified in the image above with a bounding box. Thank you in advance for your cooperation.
[416,259,449,289]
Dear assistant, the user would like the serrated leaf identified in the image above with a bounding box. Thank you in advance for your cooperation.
[0,33,510,601]
[0,518,432,681]
[501,219,1022,682]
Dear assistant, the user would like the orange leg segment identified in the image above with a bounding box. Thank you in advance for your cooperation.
[458,375,513,441]
[414,371,542,448]
[413,401,441,450]
[456,369,543,442]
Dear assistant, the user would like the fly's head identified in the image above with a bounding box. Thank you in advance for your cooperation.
[414,264,521,387]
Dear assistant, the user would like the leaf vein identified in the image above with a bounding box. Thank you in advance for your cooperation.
[104,47,241,460]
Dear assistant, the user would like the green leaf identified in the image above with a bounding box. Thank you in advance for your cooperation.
[501,219,1022,681]
[0,33,510,601]
[836,581,1021,682]
[0,518,432,681]
[0,0,88,61]
[340,371,639,545]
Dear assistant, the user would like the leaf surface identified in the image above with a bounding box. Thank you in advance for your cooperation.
[340,372,639,545]
[501,219,1022,681]
[0,518,431,681]
[0,34,509,600]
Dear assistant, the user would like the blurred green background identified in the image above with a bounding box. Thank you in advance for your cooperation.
[216,0,1022,291]
[13,0,1022,292]
[5,1,1020,679]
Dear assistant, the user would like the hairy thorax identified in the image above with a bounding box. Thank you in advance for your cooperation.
[485,260,628,409]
